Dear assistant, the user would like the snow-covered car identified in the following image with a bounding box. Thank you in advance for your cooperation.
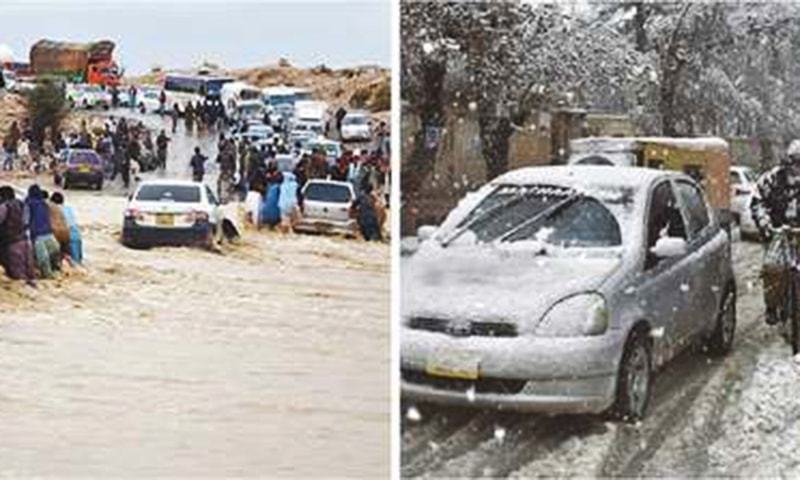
[122,179,235,249]
[340,112,372,142]
[730,165,759,238]
[66,84,111,110]
[401,166,736,421]
[295,179,357,236]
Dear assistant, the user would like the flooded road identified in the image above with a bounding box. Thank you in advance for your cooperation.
[0,111,390,477]
[401,240,800,478]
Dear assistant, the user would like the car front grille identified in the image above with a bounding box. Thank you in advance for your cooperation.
[402,369,527,395]
[407,317,517,337]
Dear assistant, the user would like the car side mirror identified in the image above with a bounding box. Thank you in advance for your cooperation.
[417,225,437,242]
[650,236,688,259]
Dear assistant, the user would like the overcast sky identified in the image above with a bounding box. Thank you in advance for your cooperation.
[0,0,390,74]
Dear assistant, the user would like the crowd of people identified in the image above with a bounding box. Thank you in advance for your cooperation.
[0,183,83,285]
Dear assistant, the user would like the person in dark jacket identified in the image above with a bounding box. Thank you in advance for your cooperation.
[190,147,207,182]
[752,139,800,326]
[351,182,381,241]
[0,186,35,283]
[25,185,60,278]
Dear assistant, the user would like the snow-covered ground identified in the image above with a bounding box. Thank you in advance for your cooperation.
[0,116,390,477]
[402,241,800,478]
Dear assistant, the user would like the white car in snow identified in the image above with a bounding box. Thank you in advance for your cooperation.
[402,166,736,421]
[122,179,239,249]
[340,112,372,142]
[295,179,357,236]
[730,165,759,238]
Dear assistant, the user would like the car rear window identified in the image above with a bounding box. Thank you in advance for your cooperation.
[305,183,351,203]
[136,184,201,203]
[69,151,101,165]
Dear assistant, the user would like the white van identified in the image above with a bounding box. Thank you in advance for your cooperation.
[220,81,263,119]
[293,100,328,135]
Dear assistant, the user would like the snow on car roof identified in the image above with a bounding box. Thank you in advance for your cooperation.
[495,165,678,190]
[571,136,729,152]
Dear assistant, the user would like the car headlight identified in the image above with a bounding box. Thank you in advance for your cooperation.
[535,293,609,337]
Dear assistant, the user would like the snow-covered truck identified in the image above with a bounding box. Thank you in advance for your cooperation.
[568,136,732,225]
[29,39,122,87]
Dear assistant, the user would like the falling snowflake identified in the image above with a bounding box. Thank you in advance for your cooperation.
[494,426,506,443]
[406,406,422,422]
[466,386,476,402]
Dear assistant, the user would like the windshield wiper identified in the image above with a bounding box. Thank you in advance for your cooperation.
[441,188,536,247]
[498,193,582,243]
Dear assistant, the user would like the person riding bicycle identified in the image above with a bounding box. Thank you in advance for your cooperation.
[751,139,800,325]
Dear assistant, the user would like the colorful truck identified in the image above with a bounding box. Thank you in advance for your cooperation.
[29,39,121,87]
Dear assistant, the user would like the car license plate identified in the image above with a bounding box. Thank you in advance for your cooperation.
[155,213,174,226]
[78,165,91,173]
[425,348,480,380]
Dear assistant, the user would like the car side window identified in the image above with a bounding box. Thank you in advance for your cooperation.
[645,181,687,270]
[205,186,219,206]
[675,181,710,238]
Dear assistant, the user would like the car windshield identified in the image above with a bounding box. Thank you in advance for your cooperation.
[305,183,351,203]
[344,115,368,125]
[446,184,630,249]
[68,151,101,165]
[136,184,201,203]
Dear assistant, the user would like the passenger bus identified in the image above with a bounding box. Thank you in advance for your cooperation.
[163,73,234,100]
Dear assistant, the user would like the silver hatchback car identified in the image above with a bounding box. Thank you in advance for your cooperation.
[401,166,736,421]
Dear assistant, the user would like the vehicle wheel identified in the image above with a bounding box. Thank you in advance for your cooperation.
[611,327,652,422]
[706,285,736,356]
[96,180,103,191]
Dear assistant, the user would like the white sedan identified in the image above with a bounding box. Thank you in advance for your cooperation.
[340,112,372,142]
[122,179,239,249]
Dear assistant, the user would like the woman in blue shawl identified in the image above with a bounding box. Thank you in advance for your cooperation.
[278,172,298,232]
[260,181,282,228]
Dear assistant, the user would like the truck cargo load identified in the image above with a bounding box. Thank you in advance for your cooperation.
[29,39,120,86]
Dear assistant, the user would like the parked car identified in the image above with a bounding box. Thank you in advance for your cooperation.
[401,166,736,421]
[122,180,229,249]
[730,165,759,238]
[273,153,299,173]
[61,149,104,190]
[304,138,342,166]
[295,179,357,236]
[137,87,164,113]
[233,124,276,144]
[65,83,111,109]
[340,112,372,142]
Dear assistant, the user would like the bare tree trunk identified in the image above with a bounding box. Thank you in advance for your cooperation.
[478,116,514,181]
[401,60,447,235]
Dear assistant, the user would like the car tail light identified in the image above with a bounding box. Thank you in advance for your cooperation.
[187,211,209,223]
[125,208,144,222]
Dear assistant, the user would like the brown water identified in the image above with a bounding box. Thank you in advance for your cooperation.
[0,113,390,477]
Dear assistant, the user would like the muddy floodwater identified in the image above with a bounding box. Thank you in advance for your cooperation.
[0,113,389,477]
